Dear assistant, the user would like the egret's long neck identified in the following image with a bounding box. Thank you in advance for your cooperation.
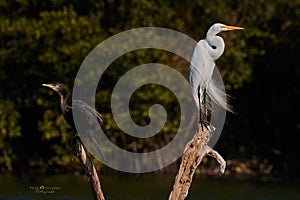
[205,29,225,60]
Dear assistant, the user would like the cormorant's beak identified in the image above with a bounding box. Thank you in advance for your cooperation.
[223,25,245,30]
[42,83,56,89]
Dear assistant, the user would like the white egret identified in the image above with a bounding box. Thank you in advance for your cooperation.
[189,23,244,129]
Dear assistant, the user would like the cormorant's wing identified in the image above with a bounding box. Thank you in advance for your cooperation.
[72,99,103,124]
[72,99,106,161]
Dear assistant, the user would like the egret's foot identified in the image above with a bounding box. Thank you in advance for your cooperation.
[199,119,209,131]
[208,124,216,133]
[199,120,215,133]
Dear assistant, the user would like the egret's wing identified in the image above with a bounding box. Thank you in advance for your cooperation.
[190,40,215,86]
[189,40,216,108]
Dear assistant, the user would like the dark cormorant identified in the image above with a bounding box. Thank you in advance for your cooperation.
[42,82,105,160]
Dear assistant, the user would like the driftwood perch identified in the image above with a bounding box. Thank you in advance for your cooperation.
[71,136,105,200]
[168,123,226,200]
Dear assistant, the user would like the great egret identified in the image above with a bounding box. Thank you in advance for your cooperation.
[189,23,244,129]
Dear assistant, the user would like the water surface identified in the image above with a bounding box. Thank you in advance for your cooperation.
[0,174,299,199]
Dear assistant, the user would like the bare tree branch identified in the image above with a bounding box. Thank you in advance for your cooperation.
[71,136,105,200]
[168,123,226,200]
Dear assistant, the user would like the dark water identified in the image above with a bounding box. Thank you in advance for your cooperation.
[0,174,299,200]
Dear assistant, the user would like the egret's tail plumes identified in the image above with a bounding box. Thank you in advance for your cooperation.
[207,80,233,113]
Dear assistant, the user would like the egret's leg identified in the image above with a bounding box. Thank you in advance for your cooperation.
[198,87,215,133]
[198,87,209,131]
[202,88,207,120]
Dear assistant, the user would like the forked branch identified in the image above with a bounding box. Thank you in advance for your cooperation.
[168,123,226,200]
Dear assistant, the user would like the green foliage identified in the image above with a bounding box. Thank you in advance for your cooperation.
[0,1,106,171]
[38,108,73,166]
[0,100,21,172]
[0,0,298,174]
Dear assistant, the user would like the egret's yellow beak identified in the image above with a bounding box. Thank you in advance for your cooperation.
[42,83,56,89]
[222,25,245,30]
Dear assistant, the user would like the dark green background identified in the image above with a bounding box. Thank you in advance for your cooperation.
[0,0,299,180]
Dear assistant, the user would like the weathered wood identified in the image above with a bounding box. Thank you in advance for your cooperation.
[71,136,105,200]
[206,146,226,175]
[168,123,226,200]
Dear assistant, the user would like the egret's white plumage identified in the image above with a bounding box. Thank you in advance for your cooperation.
[189,23,244,121]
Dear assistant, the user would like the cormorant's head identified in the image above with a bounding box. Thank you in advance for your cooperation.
[42,82,67,97]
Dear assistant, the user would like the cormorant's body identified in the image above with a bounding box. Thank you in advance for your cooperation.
[42,82,104,160]
[62,107,75,128]
[43,82,102,128]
